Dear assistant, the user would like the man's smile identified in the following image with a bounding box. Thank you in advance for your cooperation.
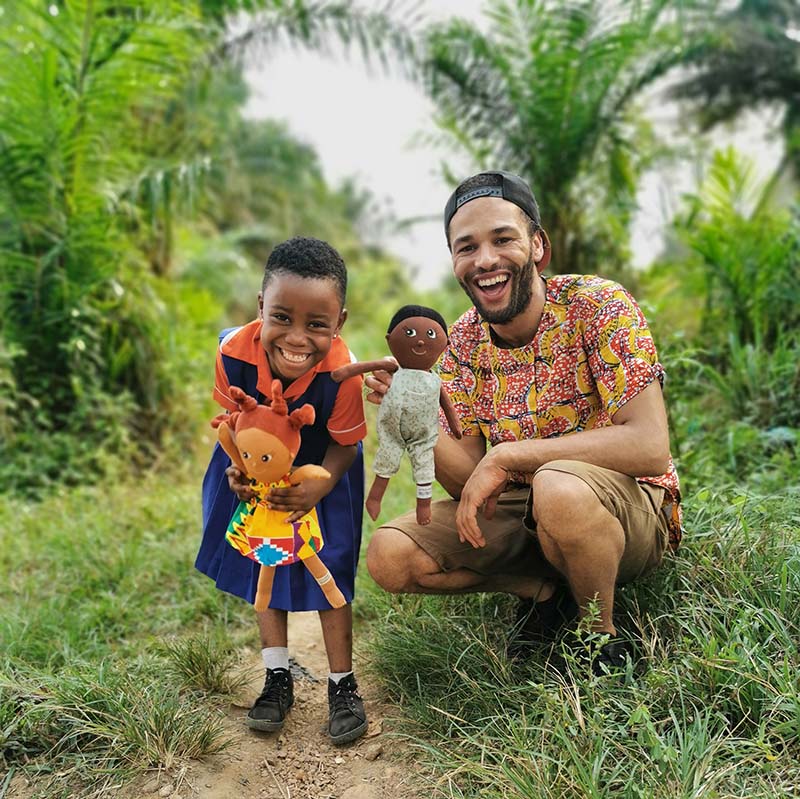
[472,270,512,300]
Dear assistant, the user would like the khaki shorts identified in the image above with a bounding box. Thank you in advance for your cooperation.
[378,460,670,585]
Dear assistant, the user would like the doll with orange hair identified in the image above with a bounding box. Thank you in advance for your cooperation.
[213,382,346,611]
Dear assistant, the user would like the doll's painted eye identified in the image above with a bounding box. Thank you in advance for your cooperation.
[426,329,437,339]
[242,451,250,459]
[261,454,272,462]
[404,327,416,337]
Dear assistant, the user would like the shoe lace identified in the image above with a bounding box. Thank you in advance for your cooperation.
[331,680,361,714]
[259,670,289,703]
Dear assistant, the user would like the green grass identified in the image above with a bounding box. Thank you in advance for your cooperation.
[362,484,800,798]
[0,464,249,795]
[4,402,800,798]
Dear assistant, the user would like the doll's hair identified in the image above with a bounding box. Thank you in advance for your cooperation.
[210,382,314,458]
[387,305,448,337]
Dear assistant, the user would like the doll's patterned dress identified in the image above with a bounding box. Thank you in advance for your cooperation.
[225,476,324,567]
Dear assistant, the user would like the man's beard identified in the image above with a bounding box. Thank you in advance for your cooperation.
[460,255,535,325]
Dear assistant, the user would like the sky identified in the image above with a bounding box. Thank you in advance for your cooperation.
[243,1,784,290]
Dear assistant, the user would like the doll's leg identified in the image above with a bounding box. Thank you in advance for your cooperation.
[303,554,346,608]
[369,429,403,521]
[366,475,390,521]
[254,564,276,612]
[409,440,436,526]
[415,486,433,526]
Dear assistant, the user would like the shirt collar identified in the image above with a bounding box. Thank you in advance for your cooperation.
[222,319,352,401]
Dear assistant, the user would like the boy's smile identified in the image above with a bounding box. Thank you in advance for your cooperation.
[258,273,346,384]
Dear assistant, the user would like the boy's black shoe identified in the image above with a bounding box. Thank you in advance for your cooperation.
[591,638,634,676]
[327,673,368,745]
[247,667,294,732]
[507,584,578,659]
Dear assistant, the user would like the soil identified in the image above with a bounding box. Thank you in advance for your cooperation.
[7,612,425,799]
[186,614,423,798]
[161,611,425,799]
[7,613,430,799]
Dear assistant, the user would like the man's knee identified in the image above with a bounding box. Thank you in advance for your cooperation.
[531,466,597,524]
[367,526,432,593]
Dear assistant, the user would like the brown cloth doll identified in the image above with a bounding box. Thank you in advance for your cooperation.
[212,382,346,611]
[332,305,461,525]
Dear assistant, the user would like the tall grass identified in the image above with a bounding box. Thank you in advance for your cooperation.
[0,466,251,793]
[363,484,800,797]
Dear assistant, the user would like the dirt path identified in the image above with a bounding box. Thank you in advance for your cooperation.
[131,612,424,799]
[7,615,428,799]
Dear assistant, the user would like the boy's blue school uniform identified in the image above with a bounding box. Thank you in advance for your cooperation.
[196,323,365,611]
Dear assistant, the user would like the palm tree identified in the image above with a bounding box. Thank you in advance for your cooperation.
[0,0,415,486]
[670,0,800,191]
[421,0,686,276]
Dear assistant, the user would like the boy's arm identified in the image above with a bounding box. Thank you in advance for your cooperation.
[268,443,358,523]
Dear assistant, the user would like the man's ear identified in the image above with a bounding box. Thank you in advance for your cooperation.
[531,231,545,263]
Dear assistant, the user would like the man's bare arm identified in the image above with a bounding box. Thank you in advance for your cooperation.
[454,381,671,547]
[434,429,486,499]
[486,381,671,478]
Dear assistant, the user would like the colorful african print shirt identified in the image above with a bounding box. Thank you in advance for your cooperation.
[438,274,682,550]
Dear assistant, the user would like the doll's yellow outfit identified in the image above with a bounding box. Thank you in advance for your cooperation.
[225,477,323,567]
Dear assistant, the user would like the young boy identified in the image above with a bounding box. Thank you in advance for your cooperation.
[196,237,368,744]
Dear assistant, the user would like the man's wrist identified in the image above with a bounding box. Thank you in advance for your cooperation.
[486,442,513,472]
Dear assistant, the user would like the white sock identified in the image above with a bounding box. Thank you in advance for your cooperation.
[329,670,353,685]
[262,646,289,672]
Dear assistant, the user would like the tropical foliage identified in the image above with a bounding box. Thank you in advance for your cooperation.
[421,0,687,276]
[0,0,412,493]
[1,0,800,796]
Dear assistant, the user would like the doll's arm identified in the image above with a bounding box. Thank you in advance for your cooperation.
[439,385,463,440]
[331,358,398,383]
[217,422,248,473]
[289,464,332,483]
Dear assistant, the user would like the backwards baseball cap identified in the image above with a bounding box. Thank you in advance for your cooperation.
[444,170,551,269]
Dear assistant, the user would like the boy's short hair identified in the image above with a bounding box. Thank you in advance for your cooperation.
[263,237,347,306]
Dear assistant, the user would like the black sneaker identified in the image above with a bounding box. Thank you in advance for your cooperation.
[247,667,294,732]
[507,584,578,659]
[591,638,634,676]
[327,673,368,745]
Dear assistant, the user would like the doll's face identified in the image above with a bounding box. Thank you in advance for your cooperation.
[235,427,294,483]
[386,315,448,371]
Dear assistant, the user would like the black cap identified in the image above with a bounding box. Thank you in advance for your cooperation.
[444,170,551,268]
[444,171,542,231]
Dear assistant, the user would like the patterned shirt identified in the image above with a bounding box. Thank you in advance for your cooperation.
[438,274,682,550]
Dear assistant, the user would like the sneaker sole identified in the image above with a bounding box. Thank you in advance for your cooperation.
[247,716,285,732]
[328,719,368,746]
[246,700,294,732]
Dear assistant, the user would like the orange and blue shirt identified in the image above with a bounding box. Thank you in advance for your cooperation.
[197,320,366,611]
[213,319,366,446]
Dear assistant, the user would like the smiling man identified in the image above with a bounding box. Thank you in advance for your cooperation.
[366,171,683,673]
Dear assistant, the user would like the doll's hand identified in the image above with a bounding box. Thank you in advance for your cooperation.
[363,357,397,405]
[226,466,255,502]
[267,479,330,524]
